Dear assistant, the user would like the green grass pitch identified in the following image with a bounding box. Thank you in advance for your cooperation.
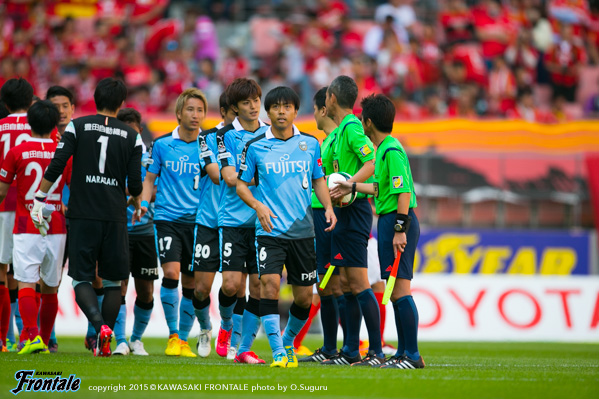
[1,338,597,398]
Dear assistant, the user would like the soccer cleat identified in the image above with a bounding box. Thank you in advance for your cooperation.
[298,347,336,363]
[129,340,149,356]
[227,346,237,360]
[321,351,362,366]
[285,346,298,368]
[351,350,385,367]
[234,351,266,364]
[380,355,425,369]
[18,336,47,355]
[196,329,212,357]
[1,344,8,353]
[295,345,313,356]
[48,340,58,353]
[270,352,288,368]
[95,325,113,357]
[6,339,18,352]
[113,342,130,356]
[215,327,232,357]
[85,335,97,352]
[165,333,181,356]
[180,340,197,358]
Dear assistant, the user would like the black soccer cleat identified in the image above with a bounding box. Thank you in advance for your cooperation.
[320,351,361,366]
[298,348,337,363]
[351,350,386,367]
[380,354,425,369]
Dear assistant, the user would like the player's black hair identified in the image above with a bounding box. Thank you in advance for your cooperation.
[0,78,34,112]
[94,78,127,112]
[46,85,75,105]
[313,86,328,109]
[219,91,230,112]
[226,78,262,107]
[328,75,358,109]
[117,107,142,127]
[517,87,533,100]
[0,101,9,119]
[264,86,300,112]
[360,94,395,133]
[27,100,59,136]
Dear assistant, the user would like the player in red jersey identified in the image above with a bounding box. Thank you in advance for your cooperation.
[0,100,71,354]
[0,78,33,352]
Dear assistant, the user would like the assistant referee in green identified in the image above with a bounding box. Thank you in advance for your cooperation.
[331,93,424,369]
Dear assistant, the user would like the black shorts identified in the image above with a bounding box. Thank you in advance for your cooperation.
[377,209,420,280]
[219,227,257,274]
[256,236,317,286]
[330,198,372,268]
[154,221,195,276]
[67,219,129,282]
[193,224,220,273]
[129,234,159,280]
[313,207,336,276]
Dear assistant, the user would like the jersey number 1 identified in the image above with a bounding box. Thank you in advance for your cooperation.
[97,136,109,174]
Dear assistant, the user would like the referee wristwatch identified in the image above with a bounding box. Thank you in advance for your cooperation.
[394,213,411,233]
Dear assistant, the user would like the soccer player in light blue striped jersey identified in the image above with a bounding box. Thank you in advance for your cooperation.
[216,78,268,364]
[237,86,336,368]
[138,89,207,357]
[192,91,239,358]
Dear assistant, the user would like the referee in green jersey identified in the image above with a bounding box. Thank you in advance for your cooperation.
[332,94,424,369]
[324,76,383,366]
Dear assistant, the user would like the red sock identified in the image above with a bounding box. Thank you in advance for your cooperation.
[40,293,58,345]
[293,302,321,349]
[18,288,39,341]
[35,290,42,310]
[374,291,386,346]
[0,284,10,343]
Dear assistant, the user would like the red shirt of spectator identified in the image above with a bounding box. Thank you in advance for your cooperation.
[544,34,586,87]
[549,0,590,44]
[440,0,475,43]
[446,43,488,86]
[473,1,515,59]
[315,0,348,33]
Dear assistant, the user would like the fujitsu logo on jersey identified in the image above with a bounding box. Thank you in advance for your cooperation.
[264,154,309,177]
[165,155,200,176]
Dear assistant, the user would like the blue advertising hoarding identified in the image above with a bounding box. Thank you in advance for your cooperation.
[412,230,592,275]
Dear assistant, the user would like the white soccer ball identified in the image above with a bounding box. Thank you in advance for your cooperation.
[327,172,357,208]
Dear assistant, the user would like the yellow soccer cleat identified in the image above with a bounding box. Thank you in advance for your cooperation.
[270,352,288,368]
[285,346,298,368]
[179,340,197,358]
[165,334,181,356]
[295,345,313,356]
[18,336,47,355]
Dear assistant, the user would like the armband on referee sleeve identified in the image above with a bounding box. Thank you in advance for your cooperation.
[394,213,411,233]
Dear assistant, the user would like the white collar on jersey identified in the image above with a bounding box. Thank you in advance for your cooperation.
[265,125,300,140]
[26,137,54,143]
[8,113,27,117]
[232,117,266,132]
[172,126,201,140]
[216,121,225,129]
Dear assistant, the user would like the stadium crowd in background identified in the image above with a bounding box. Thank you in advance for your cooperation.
[1,0,599,121]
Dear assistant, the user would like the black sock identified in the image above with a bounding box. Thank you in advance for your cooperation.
[74,283,104,334]
[102,287,122,330]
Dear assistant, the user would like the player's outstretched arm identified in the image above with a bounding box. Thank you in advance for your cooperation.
[134,171,157,224]
[205,163,220,185]
[349,159,375,183]
[330,180,375,200]
[313,177,337,232]
[221,166,238,187]
[236,179,277,233]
